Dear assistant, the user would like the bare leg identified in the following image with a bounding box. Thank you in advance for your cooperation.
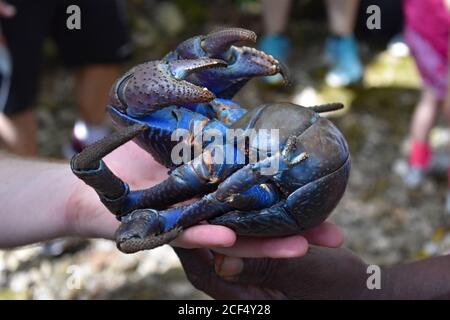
[326,0,359,36]
[74,64,120,125]
[403,88,438,187]
[260,0,291,84]
[261,0,291,35]
[0,110,37,156]
[409,88,438,143]
[324,0,362,87]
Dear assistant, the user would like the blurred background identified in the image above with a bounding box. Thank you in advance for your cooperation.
[1,0,450,299]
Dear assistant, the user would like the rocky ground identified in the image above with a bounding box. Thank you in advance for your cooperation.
[2,1,450,299]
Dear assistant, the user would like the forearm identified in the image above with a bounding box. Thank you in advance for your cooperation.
[0,152,76,248]
[304,251,450,300]
[305,253,450,299]
[296,247,450,300]
[376,255,450,299]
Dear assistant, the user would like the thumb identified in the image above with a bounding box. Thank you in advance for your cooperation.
[174,248,257,299]
[215,254,287,288]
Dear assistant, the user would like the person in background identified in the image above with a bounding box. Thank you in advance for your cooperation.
[0,0,131,157]
[401,0,450,211]
[259,0,362,87]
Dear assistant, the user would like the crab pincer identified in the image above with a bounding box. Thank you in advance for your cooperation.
[166,27,290,97]
[108,58,227,117]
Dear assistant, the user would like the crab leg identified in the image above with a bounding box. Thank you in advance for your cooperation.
[114,153,292,252]
[210,158,350,235]
[71,123,216,217]
[115,183,280,253]
[71,124,146,214]
[161,153,295,229]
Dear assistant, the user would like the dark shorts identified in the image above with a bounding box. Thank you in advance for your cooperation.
[1,0,132,115]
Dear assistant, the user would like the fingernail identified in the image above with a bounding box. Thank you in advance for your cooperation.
[214,255,243,278]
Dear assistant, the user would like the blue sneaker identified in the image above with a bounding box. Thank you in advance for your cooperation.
[258,35,290,85]
[324,36,339,64]
[325,35,362,87]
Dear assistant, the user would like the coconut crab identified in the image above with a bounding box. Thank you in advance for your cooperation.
[71,28,350,253]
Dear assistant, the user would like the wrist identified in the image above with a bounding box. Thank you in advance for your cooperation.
[63,172,90,237]
[64,171,119,240]
[374,255,450,299]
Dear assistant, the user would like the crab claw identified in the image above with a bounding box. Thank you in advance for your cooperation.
[201,28,257,59]
[227,46,290,84]
[164,28,289,98]
[169,27,257,61]
[109,58,227,117]
[183,45,290,98]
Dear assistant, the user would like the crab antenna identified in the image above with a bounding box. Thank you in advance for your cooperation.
[310,103,344,113]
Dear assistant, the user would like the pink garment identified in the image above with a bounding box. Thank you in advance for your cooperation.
[403,0,450,99]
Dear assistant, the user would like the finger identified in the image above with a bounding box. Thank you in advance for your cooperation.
[300,222,344,248]
[174,248,259,299]
[0,2,16,18]
[214,253,244,278]
[212,234,308,258]
[214,254,277,286]
[171,225,236,249]
[215,254,293,289]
